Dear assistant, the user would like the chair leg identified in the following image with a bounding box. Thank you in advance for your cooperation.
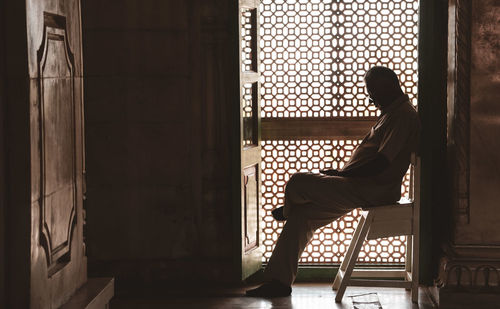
[411,234,419,303]
[335,212,374,303]
[411,275,418,302]
[404,235,413,291]
[405,235,412,272]
[333,213,366,291]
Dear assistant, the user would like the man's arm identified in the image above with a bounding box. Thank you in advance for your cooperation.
[320,153,390,177]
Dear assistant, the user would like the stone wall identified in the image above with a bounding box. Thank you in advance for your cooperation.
[435,0,500,307]
[466,0,500,244]
[82,0,238,286]
[0,0,6,303]
[1,1,32,307]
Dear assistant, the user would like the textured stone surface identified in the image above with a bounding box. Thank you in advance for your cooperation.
[83,0,237,284]
[2,1,89,308]
[26,3,88,308]
[434,1,500,308]
[0,6,6,304]
[465,0,500,245]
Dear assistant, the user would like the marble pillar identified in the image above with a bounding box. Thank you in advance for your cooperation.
[435,0,500,307]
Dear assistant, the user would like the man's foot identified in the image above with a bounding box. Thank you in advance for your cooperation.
[271,207,286,221]
[245,280,292,297]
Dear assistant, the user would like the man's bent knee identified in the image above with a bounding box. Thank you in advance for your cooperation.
[287,172,311,189]
[285,172,313,199]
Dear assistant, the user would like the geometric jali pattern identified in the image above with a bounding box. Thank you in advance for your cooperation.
[259,0,419,118]
[241,8,256,72]
[261,140,410,264]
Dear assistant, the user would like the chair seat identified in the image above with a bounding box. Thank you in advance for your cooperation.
[361,198,413,211]
[361,202,414,240]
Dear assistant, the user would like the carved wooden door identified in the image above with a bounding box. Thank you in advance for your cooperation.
[27,2,86,308]
[239,0,262,280]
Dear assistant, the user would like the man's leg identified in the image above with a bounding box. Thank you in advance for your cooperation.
[264,208,341,286]
[247,172,366,296]
[246,208,339,297]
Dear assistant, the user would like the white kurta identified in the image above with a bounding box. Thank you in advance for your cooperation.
[264,95,420,286]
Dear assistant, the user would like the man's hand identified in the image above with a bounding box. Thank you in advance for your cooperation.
[340,153,390,177]
[320,153,391,178]
[319,169,342,176]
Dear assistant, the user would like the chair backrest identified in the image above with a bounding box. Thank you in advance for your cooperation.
[409,153,420,297]
[408,153,419,202]
[409,153,420,227]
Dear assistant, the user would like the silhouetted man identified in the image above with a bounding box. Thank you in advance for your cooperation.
[246,66,420,297]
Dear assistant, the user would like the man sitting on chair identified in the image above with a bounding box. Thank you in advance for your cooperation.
[246,66,420,297]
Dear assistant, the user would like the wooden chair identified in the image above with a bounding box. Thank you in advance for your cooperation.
[332,154,420,303]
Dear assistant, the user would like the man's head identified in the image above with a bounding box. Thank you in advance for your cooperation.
[364,66,403,109]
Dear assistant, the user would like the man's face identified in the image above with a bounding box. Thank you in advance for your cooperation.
[365,79,381,109]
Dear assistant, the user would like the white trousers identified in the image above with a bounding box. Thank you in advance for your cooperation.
[264,172,398,286]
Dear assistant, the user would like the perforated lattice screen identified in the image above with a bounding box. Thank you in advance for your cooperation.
[259,0,418,264]
[241,8,257,72]
[259,0,419,118]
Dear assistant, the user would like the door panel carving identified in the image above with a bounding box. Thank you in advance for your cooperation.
[243,165,259,252]
[24,1,87,307]
[37,12,77,276]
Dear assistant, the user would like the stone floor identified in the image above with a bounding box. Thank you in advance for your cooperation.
[111,283,437,309]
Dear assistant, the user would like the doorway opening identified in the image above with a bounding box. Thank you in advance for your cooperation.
[259,0,419,266]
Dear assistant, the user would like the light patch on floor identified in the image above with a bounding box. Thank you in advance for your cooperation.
[349,292,382,309]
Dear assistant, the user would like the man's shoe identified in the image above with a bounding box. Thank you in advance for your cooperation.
[271,207,286,221]
[245,280,292,297]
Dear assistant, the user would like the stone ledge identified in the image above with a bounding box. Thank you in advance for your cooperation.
[60,277,114,309]
[439,289,500,309]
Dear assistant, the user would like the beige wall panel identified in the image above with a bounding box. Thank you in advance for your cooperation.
[26,0,83,77]
[456,0,500,245]
[26,0,86,307]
